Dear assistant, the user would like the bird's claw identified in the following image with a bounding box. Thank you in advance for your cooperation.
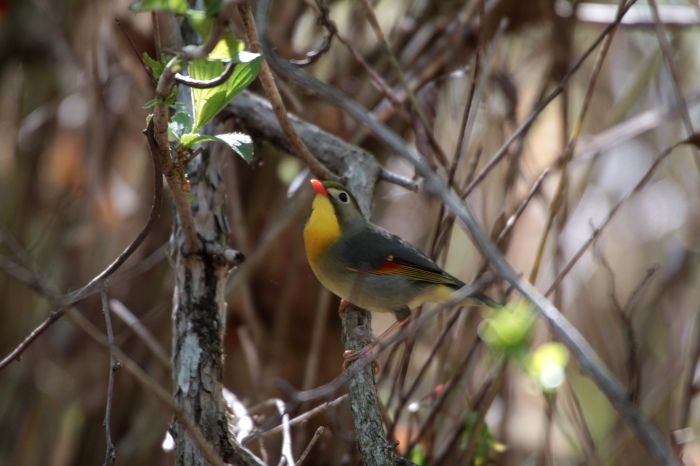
[342,349,380,375]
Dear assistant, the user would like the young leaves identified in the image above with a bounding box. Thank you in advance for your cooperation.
[188,52,262,133]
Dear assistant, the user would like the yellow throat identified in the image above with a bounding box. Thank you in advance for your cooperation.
[304,194,341,265]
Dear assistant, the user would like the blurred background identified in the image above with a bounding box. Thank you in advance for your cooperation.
[1,0,700,464]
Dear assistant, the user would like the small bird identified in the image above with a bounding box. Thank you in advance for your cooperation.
[304,179,498,363]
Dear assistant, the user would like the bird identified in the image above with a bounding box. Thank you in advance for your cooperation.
[303,179,499,365]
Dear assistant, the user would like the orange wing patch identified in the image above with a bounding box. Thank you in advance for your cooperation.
[350,255,460,286]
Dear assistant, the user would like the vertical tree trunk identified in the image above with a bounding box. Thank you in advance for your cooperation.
[171,151,238,465]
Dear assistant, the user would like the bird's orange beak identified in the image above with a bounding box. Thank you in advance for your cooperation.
[310,179,328,196]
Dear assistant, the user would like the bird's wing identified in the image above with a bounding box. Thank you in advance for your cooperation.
[340,225,463,287]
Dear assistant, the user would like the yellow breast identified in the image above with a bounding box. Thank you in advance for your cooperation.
[304,195,341,265]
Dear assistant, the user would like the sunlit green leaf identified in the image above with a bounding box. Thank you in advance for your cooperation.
[214,132,254,162]
[187,10,213,38]
[189,56,262,132]
[233,51,262,64]
[207,35,245,61]
[180,133,218,148]
[180,132,254,163]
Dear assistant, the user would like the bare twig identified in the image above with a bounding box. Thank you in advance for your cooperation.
[237,1,337,182]
[378,168,419,192]
[460,360,506,465]
[545,141,683,297]
[101,288,118,466]
[647,0,700,172]
[290,0,335,67]
[109,299,170,368]
[250,395,348,440]
[530,0,627,284]
[273,399,294,466]
[462,0,639,197]
[295,427,324,466]
[357,0,449,166]
[69,309,234,466]
[0,119,165,372]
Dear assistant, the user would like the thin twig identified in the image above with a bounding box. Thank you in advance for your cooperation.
[530,0,628,284]
[0,119,165,372]
[462,0,639,197]
[101,288,118,466]
[378,168,419,192]
[461,360,507,465]
[358,0,449,166]
[647,0,700,172]
[545,141,683,297]
[274,399,295,466]
[249,395,348,440]
[237,1,337,182]
[295,427,324,466]
[109,299,170,368]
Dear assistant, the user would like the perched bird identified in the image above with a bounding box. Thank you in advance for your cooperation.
[303,179,498,363]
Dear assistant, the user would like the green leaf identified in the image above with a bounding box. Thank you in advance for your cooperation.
[142,52,166,79]
[129,0,188,14]
[143,99,159,109]
[187,10,213,37]
[233,51,262,64]
[188,55,262,132]
[180,133,218,148]
[408,445,427,466]
[204,0,223,16]
[180,132,254,163]
[214,132,254,162]
[169,112,193,140]
[207,34,245,61]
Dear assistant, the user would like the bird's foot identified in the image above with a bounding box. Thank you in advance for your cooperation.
[342,346,380,375]
[338,299,350,318]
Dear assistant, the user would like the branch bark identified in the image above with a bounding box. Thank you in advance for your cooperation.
[342,305,402,465]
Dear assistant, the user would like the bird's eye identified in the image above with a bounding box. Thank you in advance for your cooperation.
[338,192,349,203]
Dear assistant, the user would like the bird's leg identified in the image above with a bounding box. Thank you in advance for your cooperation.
[338,299,350,318]
[342,306,411,373]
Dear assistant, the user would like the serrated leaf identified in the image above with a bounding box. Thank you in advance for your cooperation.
[207,34,245,61]
[189,56,262,132]
[214,132,254,162]
[129,0,188,14]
